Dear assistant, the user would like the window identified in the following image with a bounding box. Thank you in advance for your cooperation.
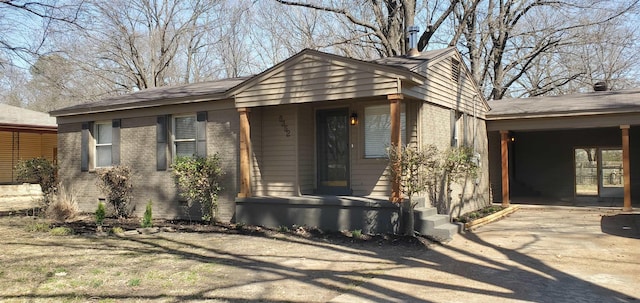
[451,110,467,147]
[157,112,206,170]
[95,122,113,167]
[364,104,406,158]
[82,120,120,171]
[173,115,197,158]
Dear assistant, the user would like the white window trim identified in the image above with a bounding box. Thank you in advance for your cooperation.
[172,114,197,159]
[363,103,407,159]
[94,121,112,168]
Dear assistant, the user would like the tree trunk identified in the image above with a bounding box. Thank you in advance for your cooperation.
[401,199,414,236]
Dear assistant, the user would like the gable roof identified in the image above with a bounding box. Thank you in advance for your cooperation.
[488,88,640,119]
[50,77,248,117]
[50,48,460,117]
[370,47,455,72]
[230,48,428,107]
[0,104,57,130]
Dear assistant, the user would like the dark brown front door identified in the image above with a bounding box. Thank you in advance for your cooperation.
[317,108,351,195]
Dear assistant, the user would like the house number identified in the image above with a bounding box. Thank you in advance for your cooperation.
[278,115,291,137]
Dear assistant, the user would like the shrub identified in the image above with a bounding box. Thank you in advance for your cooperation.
[95,201,106,226]
[45,184,79,222]
[25,221,51,232]
[141,200,153,228]
[171,155,224,223]
[15,157,57,203]
[351,229,363,239]
[110,227,125,235]
[96,165,133,218]
[49,227,74,236]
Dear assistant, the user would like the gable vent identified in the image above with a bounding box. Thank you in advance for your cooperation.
[451,58,460,82]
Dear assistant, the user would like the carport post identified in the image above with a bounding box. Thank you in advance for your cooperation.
[389,94,403,203]
[621,125,632,211]
[500,130,510,207]
[238,108,252,198]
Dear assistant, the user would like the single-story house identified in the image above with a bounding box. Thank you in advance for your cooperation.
[487,87,640,211]
[0,104,57,184]
[50,47,491,236]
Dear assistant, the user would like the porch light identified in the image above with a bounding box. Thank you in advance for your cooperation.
[350,113,358,125]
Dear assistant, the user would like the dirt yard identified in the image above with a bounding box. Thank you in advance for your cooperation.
[0,215,427,303]
[2,206,638,303]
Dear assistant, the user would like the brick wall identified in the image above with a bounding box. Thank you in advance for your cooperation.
[57,110,239,223]
[419,102,491,217]
[206,109,239,222]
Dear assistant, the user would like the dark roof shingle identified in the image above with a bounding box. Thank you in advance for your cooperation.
[487,88,640,118]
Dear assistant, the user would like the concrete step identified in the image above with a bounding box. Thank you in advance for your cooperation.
[430,223,459,242]
[413,207,458,242]
[413,206,438,219]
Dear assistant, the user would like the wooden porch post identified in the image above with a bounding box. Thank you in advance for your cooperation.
[238,108,252,198]
[500,130,510,207]
[389,94,403,203]
[621,125,632,211]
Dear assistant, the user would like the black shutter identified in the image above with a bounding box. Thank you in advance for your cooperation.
[196,111,207,157]
[156,115,168,170]
[81,122,90,171]
[112,119,121,165]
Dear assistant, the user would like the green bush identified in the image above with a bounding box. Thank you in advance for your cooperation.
[96,165,133,218]
[15,157,57,202]
[25,221,51,232]
[95,201,106,226]
[141,200,153,228]
[171,155,224,223]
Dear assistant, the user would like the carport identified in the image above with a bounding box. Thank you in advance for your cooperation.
[487,88,640,211]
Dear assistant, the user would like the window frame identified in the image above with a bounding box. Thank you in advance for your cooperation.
[363,103,407,159]
[94,121,113,168]
[172,114,198,159]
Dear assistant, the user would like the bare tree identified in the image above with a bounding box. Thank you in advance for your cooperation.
[274,0,463,57]
[454,0,639,99]
[0,0,83,68]
[73,0,223,91]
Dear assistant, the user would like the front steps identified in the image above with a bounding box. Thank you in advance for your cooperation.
[413,206,458,242]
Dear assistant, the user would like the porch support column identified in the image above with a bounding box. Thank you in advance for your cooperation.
[621,125,632,211]
[500,130,510,207]
[238,108,252,198]
[389,93,403,203]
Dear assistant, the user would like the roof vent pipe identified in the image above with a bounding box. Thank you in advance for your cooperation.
[407,25,420,57]
[593,81,608,91]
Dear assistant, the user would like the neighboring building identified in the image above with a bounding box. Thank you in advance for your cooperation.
[50,48,491,235]
[487,88,640,211]
[0,104,57,184]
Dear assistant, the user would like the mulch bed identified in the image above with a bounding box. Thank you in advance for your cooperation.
[47,215,432,249]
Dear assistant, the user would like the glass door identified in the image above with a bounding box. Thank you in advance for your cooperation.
[316,108,351,195]
[574,147,623,198]
[599,149,623,198]
[575,148,598,196]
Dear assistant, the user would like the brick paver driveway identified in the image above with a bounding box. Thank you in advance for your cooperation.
[331,206,640,303]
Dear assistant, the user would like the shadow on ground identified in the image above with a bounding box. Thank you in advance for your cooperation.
[601,214,640,239]
[1,211,638,302]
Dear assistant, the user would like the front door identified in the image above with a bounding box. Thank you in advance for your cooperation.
[317,108,351,195]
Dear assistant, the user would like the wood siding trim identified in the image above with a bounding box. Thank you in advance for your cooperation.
[500,130,510,207]
[621,125,632,211]
[238,108,252,198]
[389,94,403,203]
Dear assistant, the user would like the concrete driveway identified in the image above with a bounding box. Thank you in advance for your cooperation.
[331,205,640,303]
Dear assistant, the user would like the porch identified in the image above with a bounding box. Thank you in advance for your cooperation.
[235,195,459,240]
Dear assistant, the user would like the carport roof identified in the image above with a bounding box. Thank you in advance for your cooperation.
[488,88,640,119]
[0,104,57,130]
